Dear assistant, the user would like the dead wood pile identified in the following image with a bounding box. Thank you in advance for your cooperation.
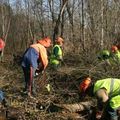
[1,53,120,120]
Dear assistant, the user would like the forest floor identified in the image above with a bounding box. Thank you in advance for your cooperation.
[0,53,113,120]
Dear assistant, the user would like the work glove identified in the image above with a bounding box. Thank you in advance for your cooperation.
[34,71,39,77]
[36,65,44,73]
[35,70,44,77]
[34,68,44,77]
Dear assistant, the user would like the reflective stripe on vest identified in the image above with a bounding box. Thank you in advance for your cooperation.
[109,78,114,98]
[94,78,120,97]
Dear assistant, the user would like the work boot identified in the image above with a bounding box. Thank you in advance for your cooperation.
[32,90,37,97]
[28,92,33,98]
[27,92,36,100]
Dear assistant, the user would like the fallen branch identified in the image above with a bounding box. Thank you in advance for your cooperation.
[52,99,97,113]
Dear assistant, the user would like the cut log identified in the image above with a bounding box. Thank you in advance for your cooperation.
[0,111,6,120]
[53,99,97,113]
[57,112,87,120]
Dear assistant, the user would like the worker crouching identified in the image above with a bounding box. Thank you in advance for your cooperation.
[98,50,110,61]
[79,77,120,120]
[109,45,120,65]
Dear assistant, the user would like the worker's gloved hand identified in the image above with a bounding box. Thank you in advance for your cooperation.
[34,70,45,77]
[34,71,39,77]
[36,65,44,73]
[37,67,43,73]
[96,111,102,120]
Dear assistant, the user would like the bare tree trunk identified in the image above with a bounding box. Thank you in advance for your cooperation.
[37,0,45,38]
[24,0,34,47]
[1,4,5,62]
[53,0,68,44]
[101,0,104,49]
[1,4,5,40]
[28,1,34,45]
[81,0,85,51]
[27,0,30,47]
[1,2,11,62]
[48,0,55,25]
[60,10,65,37]
[66,1,75,42]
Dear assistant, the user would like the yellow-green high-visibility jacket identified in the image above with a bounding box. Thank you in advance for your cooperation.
[98,50,110,60]
[109,50,120,65]
[94,78,120,109]
[50,45,63,65]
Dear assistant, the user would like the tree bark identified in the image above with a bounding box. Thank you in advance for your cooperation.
[54,99,96,113]
[53,0,68,44]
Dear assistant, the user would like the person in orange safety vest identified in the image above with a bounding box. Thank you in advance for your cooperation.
[0,38,5,62]
[21,37,51,97]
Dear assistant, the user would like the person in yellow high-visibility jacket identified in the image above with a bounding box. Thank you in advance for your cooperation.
[98,46,120,68]
[108,45,120,66]
[98,50,111,61]
[50,37,64,70]
[79,77,120,120]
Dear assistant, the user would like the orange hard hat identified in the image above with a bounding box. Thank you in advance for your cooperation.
[55,37,64,45]
[0,38,5,50]
[111,45,118,52]
[37,37,51,48]
[79,77,91,92]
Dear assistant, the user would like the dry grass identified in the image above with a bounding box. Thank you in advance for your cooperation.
[0,52,120,120]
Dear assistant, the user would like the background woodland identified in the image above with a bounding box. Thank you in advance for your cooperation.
[1,0,120,56]
[1,0,120,120]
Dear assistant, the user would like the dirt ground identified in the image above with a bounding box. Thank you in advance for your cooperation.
[0,53,104,120]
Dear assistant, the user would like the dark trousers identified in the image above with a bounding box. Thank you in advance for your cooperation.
[101,104,119,120]
[22,66,36,94]
[0,51,3,61]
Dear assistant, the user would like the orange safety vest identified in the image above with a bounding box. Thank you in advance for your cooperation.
[30,43,48,69]
[0,39,5,50]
